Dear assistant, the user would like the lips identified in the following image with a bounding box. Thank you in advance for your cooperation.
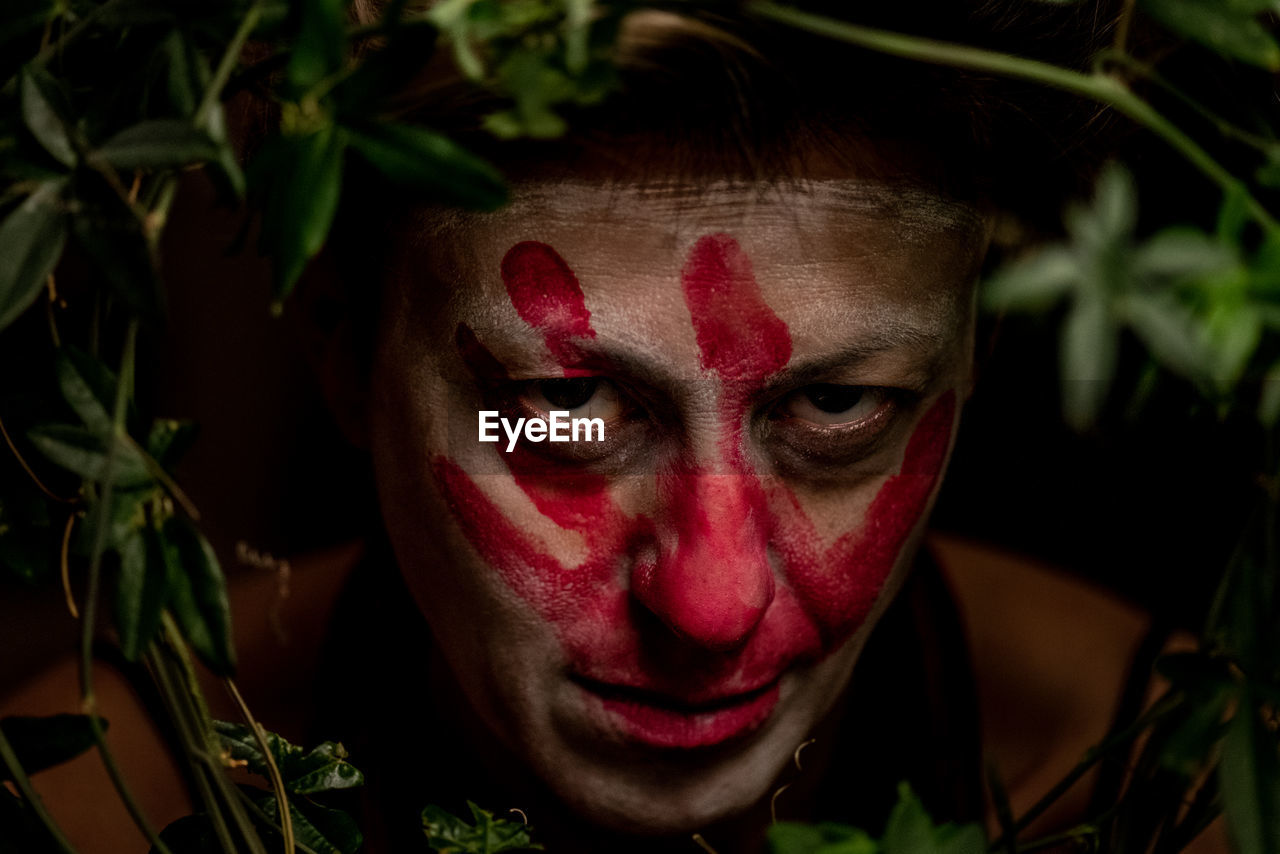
[574,674,782,749]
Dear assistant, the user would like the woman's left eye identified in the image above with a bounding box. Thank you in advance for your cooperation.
[522,377,625,420]
[776,383,884,426]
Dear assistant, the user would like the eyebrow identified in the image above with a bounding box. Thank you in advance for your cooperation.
[759,329,948,395]
[476,315,950,396]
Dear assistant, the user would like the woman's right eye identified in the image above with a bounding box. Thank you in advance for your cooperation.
[522,378,626,421]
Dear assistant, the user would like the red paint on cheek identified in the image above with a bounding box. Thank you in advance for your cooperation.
[770,390,956,644]
[501,241,595,365]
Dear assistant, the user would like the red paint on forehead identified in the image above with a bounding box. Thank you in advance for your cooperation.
[501,241,595,365]
[681,234,791,384]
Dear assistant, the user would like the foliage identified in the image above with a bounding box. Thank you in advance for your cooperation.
[422,801,544,853]
[769,785,984,854]
[1,1,1279,854]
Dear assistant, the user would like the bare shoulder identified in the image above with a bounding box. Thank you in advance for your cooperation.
[927,531,1228,852]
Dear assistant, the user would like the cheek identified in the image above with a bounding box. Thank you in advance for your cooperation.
[769,390,956,646]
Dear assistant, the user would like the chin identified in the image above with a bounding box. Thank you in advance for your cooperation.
[523,664,850,837]
[538,743,784,836]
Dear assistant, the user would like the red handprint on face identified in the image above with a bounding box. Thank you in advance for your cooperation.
[433,236,953,731]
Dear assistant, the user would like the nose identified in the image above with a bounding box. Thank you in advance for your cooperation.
[631,469,775,651]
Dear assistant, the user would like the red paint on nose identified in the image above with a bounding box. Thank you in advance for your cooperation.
[620,233,790,651]
[632,470,775,651]
[501,241,595,364]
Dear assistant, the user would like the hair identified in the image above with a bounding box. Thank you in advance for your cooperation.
[311,1,1124,369]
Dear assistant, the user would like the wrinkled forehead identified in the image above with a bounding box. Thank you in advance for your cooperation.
[419,178,985,256]
[386,178,988,348]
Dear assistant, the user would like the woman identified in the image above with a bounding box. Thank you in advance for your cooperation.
[0,3,1227,852]
[300,4,1134,851]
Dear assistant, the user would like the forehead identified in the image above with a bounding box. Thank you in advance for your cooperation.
[392,179,987,357]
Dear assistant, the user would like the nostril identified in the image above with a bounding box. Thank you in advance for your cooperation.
[631,468,777,651]
[630,533,775,652]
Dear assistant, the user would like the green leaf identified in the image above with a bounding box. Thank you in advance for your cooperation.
[54,346,120,436]
[251,126,345,303]
[981,246,1078,312]
[422,801,543,853]
[881,784,985,854]
[0,178,66,331]
[1069,162,1137,251]
[75,485,156,556]
[0,715,103,779]
[213,722,364,794]
[252,791,364,854]
[1205,302,1263,392]
[94,119,222,170]
[115,528,167,660]
[1131,228,1236,280]
[1220,698,1280,854]
[344,122,507,210]
[26,423,153,487]
[767,822,879,854]
[1116,292,1209,384]
[286,0,347,98]
[159,516,235,675]
[1140,0,1280,69]
[146,419,198,468]
[1060,296,1118,431]
[19,65,75,167]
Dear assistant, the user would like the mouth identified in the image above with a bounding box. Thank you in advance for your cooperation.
[572,674,782,750]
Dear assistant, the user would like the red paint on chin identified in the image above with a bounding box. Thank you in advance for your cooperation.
[433,234,955,749]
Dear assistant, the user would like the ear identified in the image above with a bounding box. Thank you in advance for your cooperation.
[291,250,372,449]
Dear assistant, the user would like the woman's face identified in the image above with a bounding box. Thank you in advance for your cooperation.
[366,178,985,833]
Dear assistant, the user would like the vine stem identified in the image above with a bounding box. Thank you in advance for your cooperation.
[745,1,1280,234]
[30,0,129,67]
[195,0,263,129]
[224,678,295,854]
[0,725,80,854]
[60,511,78,618]
[0,409,75,503]
[987,692,1182,850]
[75,319,176,854]
[146,637,241,854]
[158,615,270,854]
[1099,51,1280,155]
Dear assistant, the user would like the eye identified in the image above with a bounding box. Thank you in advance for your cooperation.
[523,378,625,420]
[777,384,883,426]
[766,383,912,475]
